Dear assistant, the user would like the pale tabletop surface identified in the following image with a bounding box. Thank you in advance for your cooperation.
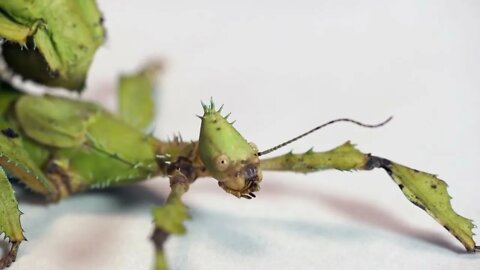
[7,0,480,269]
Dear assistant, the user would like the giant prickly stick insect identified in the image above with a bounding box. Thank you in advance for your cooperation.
[0,64,479,269]
[0,1,479,269]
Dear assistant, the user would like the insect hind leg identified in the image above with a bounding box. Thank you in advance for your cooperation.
[0,241,20,269]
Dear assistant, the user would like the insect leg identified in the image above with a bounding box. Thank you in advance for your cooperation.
[117,61,163,131]
[0,167,24,269]
[0,124,60,268]
[259,141,477,252]
[151,157,197,270]
[0,127,58,199]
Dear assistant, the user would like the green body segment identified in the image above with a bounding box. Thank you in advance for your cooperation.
[0,65,163,197]
[15,95,100,148]
[0,120,55,196]
[0,0,105,90]
[0,93,64,195]
[0,65,169,267]
[52,112,159,189]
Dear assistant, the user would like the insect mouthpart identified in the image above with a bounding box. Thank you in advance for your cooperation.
[239,164,261,199]
[217,161,263,199]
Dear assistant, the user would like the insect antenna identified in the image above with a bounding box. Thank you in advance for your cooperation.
[257,116,393,156]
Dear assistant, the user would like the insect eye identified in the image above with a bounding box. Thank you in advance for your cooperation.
[215,154,230,171]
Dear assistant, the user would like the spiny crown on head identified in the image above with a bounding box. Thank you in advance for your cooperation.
[198,100,262,198]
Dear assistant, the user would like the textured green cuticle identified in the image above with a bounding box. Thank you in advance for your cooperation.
[198,101,255,178]
[0,0,105,90]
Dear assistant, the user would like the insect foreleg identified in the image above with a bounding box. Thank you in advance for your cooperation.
[259,141,478,252]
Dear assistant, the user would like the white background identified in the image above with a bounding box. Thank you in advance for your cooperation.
[7,0,480,269]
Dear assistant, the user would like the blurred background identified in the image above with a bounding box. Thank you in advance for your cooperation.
[12,0,480,269]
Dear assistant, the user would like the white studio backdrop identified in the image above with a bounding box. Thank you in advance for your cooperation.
[9,1,480,270]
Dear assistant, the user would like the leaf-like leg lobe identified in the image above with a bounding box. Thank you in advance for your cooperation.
[260,142,477,252]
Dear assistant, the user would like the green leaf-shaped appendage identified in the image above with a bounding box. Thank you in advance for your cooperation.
[0,167,23,268]
[0,167,24,242]
[152,196,189,235]
[0,0,105,91]
[388,162,477,251]
[15,95,99,148]
[152,196,189,270]
[53,111,160,189]
[0,127,55,196]
[118,62,162,130]
[260,142,477,251]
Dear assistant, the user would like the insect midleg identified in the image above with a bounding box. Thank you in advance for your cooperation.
[151,151,200,270]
